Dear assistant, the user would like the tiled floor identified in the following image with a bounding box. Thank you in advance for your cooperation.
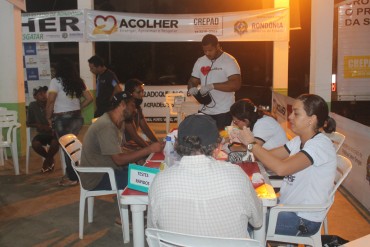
[0,123,369,246]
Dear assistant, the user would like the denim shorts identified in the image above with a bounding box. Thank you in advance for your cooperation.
[52,112,84,138]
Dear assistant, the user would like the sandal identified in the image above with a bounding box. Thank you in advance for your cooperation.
[49,163,55,171]
[41,167,50,173]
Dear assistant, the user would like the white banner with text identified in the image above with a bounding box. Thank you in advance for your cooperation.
[21,8,289,43]
[86,8,289,42]
[142,85,189,122]
[337,1,370,100]
[22,10,85,42]
[332,113,370,212]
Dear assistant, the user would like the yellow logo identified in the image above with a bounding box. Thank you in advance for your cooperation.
[344,56,370,78]
[93,15,118,35]
[234,20,248,35]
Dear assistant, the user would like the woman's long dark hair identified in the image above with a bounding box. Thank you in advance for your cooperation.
[230,98,272,130]
[55,58,85,98]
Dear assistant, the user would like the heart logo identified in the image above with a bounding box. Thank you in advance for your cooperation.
[201,66,211,76]
[94,15,117,33]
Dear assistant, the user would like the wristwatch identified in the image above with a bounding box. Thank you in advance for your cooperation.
[247,142,256,151]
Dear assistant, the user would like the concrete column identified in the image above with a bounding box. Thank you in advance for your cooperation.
[78,0,95,122]
[273,0,290,96]
[310,0,334,103]
[0,1,27,156]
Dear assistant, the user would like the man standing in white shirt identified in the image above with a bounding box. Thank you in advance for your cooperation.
[148,114,262,238]
[188,34,241,130]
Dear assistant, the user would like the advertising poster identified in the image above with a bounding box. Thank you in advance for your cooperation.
[23,42,51,105]
[332,113,370,211]
[22,10,85,42]
[85,8,289,42]
[142,85,189,122]
[337,1,370,100]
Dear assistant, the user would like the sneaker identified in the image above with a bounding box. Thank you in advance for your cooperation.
[58,178,78,187]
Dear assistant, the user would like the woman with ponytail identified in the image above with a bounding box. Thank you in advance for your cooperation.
[234,94,337,237]
[230,98,288,150]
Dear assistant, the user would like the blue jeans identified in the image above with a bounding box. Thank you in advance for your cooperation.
[53,113,84,181]
[275,212,321,236]
[93,167,129,190]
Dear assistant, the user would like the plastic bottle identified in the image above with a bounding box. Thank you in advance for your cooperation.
[163,136,173,167]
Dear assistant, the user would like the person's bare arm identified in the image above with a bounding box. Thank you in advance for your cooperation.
[113,83,122,95]
[80,90,93,109]
[46,92,57,125]
[237,126,310,176]
[125,121,149,148]
[188,76,201,89]
[139,118,158,143]
[252,144,311,176]
[111,142,164,165]
[212,74,241,92]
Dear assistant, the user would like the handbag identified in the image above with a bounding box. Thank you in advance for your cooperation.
[228,150,255,164]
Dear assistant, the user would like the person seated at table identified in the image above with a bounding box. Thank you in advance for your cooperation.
[235,94,337,237]
[27,86,59,173]
[229,98,288,151]
[147,114,262,238]
[122,78,158,149]
[79,91,164,191]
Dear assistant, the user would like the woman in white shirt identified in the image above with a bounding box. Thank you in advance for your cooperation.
[236,94,337,236]
[46,58,93,186]
[230,98,288,150]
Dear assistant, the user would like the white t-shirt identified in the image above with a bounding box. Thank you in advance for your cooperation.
[191,52,240,115]
[253,116,288,150]
[48,77,81,113]
[279,133,336,222]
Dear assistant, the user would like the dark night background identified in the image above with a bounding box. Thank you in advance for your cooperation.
[24,0,370,126]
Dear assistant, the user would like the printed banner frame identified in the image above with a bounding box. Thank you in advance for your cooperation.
[21,8,289,43]
[337,2,370,101]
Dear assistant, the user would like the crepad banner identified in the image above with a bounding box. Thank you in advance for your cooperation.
[337,2,370,100]
[86,8,289,42]
[22,10,85,42]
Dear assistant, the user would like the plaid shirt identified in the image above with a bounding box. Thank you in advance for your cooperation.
[147,155,262,238]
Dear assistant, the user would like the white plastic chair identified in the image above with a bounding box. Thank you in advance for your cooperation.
[0,107,7,165]
[324,131,345,153]
[58,134,130,243]
[146,228,264,247]
[0,110,21,175]
[265,155,352,246]
[165,92,185,133]
[25,127,66,174]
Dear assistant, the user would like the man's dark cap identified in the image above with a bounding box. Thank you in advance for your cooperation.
[33,86,48,96]
[178,114,219,146]
[110,91,133,108]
